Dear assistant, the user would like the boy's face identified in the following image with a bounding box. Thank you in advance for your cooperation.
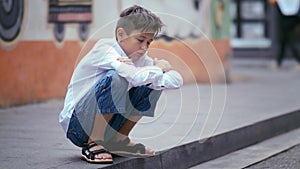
[117,28,154,61]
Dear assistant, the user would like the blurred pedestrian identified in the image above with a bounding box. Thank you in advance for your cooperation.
[269,0,300,70]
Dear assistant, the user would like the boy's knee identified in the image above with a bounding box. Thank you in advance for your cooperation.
[95,70,128,90]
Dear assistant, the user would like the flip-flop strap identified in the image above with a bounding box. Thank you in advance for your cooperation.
[83,148,110,160]
[85,142,97,149]
[83,140,106,149]
[82,140,110,160]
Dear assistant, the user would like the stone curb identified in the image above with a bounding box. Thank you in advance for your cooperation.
[99,109,300,169]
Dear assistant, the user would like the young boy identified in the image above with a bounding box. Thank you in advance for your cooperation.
[59,5,183,164]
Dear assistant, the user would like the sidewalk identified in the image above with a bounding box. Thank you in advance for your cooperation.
[0,59,300,169]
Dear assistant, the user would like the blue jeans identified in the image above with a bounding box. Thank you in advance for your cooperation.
[67,70,162,147]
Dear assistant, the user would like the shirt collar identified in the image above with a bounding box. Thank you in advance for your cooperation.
[113,41,127,58]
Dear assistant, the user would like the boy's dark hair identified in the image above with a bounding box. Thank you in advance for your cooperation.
[116,5,164,38]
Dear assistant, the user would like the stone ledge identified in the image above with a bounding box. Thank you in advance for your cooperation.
[99,109,300,169]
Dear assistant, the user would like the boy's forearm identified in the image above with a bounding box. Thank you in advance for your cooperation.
[113,56,183,89]
[115,62,164,87]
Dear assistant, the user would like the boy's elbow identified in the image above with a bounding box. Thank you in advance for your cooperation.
[168,71,183,89]
[174,74,183,88]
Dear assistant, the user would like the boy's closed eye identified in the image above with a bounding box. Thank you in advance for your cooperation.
[137,38,153,46]
[136,35,153,43]
[137,38,144,43]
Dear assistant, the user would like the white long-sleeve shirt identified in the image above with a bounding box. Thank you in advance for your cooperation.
[277,0,300,16]
[59,39,183,133]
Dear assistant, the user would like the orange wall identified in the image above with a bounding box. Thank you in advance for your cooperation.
[0,39,231,107]
[0,41,80,107]
[149,39,230,84]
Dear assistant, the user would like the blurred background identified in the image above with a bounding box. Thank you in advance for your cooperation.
[0,0,299,107]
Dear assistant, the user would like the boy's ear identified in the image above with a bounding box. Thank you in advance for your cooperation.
[117,28,127,42]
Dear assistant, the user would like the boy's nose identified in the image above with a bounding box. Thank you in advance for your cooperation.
[141,43,148,50]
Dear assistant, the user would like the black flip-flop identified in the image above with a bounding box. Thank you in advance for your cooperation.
[81,141,113,164]
[106,137,155,157]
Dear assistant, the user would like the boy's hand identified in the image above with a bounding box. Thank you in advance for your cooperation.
[117,57,134,66]
[154,58,172,72]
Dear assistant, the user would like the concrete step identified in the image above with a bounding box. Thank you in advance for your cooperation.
[99,109,300,169]
[190,127,300,169]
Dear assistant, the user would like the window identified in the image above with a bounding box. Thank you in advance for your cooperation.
[230,0,271,48]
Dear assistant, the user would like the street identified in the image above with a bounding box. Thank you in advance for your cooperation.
[246,144,300,169]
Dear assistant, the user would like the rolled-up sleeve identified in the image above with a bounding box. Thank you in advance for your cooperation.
[148,70,183,90]
[138,56,184,90]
